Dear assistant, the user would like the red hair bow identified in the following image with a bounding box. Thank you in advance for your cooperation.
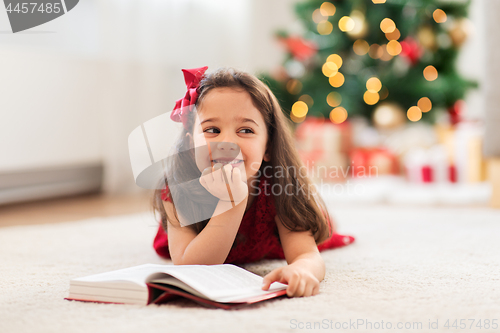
[170,66,209,129]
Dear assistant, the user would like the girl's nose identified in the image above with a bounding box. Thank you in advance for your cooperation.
[216,141,238,151]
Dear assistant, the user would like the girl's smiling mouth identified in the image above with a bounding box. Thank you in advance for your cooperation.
[211,158,244,167]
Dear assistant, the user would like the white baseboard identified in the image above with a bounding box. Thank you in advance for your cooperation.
[0,164,103,205]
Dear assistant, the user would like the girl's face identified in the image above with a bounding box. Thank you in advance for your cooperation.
[191,87,269,182]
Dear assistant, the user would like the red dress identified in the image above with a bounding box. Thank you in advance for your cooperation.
[153,175,355,264]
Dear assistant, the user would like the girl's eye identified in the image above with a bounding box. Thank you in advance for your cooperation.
[239,128,254,134]
[204,128,220,134]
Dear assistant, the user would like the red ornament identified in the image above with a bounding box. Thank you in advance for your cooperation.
[448,100,464,126]
[400,37,423,66]
[279,36,318,62]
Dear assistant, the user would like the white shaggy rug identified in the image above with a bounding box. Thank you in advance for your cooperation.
[1,203,499,333]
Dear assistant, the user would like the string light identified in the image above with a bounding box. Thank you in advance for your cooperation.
[322,62,338,77]
[317,20,333,35]
[380,18,396,33]
[366,77,382,93]
[418,97,432,112]
[407,106,422,121]
[312,8,326,23]
[368,44,383,59]
[423,66,438,81]
[291,101,308,118]
[299,94,314,107]
[433,9,447,23]
[353,39,370,55]
[385,28,400,41]
[329,72,345,87]
[364,91,380,105]
[320,2,336,16]
[338,16,355,32]
[327,54,343,68]
[386,40,402,56]
[329,107,348,124]
[290,113,306,123]
[327,92,342,107]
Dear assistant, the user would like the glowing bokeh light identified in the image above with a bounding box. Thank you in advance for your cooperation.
[418,97,432,112]
[385,28,401,41]
[290,112,306,123]
[312,8,326,23]
[329,72,345,87]
[327,91,342,107]
[366,77,382,92]
[299,94,314,107]
[322,62,338,77]
[327,54,343,68]
[380,18,396,33]
[317,20,334,35]
[291,101,309,118]
[364,91,380,105]
[368,44,383,59]
[329,107,348,124]
[320,2,336,16]
[433,9,447,23]
[353,39,370,55]
[339,16,355,32]
[407,106,422,121]
[386,40,402,56]
[423,66,438,81]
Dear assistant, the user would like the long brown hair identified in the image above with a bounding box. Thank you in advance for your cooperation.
[152,67,334,244]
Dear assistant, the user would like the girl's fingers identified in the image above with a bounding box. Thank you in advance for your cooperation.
[303,283,315,297]
[261,268,283,291]
[286,275,300,297]
[232,166,241,183]
[222,164,232,183]
[294,280,306,297]
[312,284,320,296]
[199,176,207,189]
[201,167,213,185]
[212,163,223,182]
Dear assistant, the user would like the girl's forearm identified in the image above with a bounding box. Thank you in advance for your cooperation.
[289,252,326,282]
[177,198,247,265]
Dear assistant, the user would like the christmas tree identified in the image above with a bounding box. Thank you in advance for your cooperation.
[260,0,477,128]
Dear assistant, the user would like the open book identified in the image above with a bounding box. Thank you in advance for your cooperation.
[66,264,288,309]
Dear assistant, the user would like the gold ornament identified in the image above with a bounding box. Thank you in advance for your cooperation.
[373,102,406,130]
[418,26,437,50]
[449,18,473,47]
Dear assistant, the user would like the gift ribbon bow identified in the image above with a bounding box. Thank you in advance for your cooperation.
[170,66,209,129]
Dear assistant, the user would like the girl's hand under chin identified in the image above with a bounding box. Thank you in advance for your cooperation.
[199,163,248,204]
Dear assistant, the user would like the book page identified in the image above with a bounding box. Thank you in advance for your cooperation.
[151,264,287,301]
[71,264,172,289]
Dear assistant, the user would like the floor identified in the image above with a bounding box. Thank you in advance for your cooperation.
[0,191,153,228]
[2,201,499,333]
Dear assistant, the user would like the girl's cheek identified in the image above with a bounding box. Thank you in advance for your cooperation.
[194,146,211,172]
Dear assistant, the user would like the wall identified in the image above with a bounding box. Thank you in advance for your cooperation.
[0,0,490,201]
